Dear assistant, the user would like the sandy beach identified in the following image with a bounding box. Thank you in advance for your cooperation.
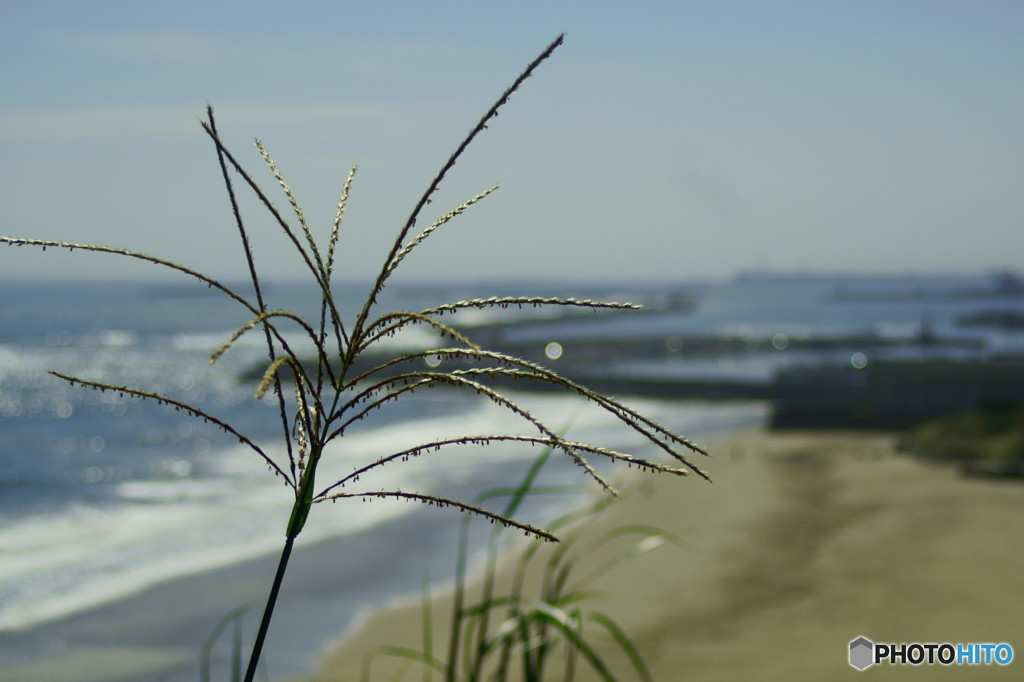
[302,428,1024,681]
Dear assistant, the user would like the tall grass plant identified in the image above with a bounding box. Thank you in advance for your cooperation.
[2,35,706,681]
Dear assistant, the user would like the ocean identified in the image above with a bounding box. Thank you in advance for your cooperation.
[0,274,1020,681]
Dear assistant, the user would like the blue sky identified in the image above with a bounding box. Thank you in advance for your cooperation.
[1,1,1021,283]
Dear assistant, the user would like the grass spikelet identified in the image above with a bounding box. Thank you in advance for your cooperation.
[201,121,326,290]
[327,165,357,280]
[314,435,687,502]
[358,311,481,354]
[255,356,308,400]
[315,491,558,543]
[343,347,709,477]
[49,371,292,487]
[211,309,337,387]
[255,138,326,274]
[350,33,567,345]
[0,238,258,312]
[421,296,642,316]
[384,184,499,278]
[294,383,314,472]
[333,369,618,495]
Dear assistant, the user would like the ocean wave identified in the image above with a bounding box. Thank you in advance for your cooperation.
[0,392,763,633]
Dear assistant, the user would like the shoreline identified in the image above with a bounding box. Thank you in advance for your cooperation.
[0,501,471,682]
[302,428,1024,681]
[1,399,760,682]
[8,422,1023,681]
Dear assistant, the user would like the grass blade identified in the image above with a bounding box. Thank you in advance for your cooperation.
[532,603,615,682]
[588,612,653,682]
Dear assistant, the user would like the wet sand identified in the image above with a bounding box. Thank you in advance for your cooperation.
[302,429,1024,681]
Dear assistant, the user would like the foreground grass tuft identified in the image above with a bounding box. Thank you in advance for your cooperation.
[362,444,689,682]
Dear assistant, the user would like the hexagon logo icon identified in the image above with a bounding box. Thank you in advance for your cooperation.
[849,636,874,670]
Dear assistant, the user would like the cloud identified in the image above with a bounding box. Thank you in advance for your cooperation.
[55,29,223,65]
[0,102,410,142]
[0,105,194,141]
[223,103,395,129]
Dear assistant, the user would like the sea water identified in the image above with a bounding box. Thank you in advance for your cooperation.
[0,274,1020,680]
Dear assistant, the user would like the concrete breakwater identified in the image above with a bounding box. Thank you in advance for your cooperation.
[245,324,1019,429]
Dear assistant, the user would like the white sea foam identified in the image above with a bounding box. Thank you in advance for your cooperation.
[171,330,301,351]
[97,329,139,347]
[0,390,765,633]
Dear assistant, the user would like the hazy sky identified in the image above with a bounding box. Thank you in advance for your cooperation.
[1,1,1021,283]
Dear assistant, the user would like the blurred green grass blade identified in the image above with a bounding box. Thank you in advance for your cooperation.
[364,645,449,680]
[579,525,692,587]
[422,573,433,682]
[588,612,653,682]
[532,603,616,682]
[200,604,250,682]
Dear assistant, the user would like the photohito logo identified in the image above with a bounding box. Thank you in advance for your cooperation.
[849,636,1013,670]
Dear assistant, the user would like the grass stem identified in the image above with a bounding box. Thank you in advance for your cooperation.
[244,535,295,682]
